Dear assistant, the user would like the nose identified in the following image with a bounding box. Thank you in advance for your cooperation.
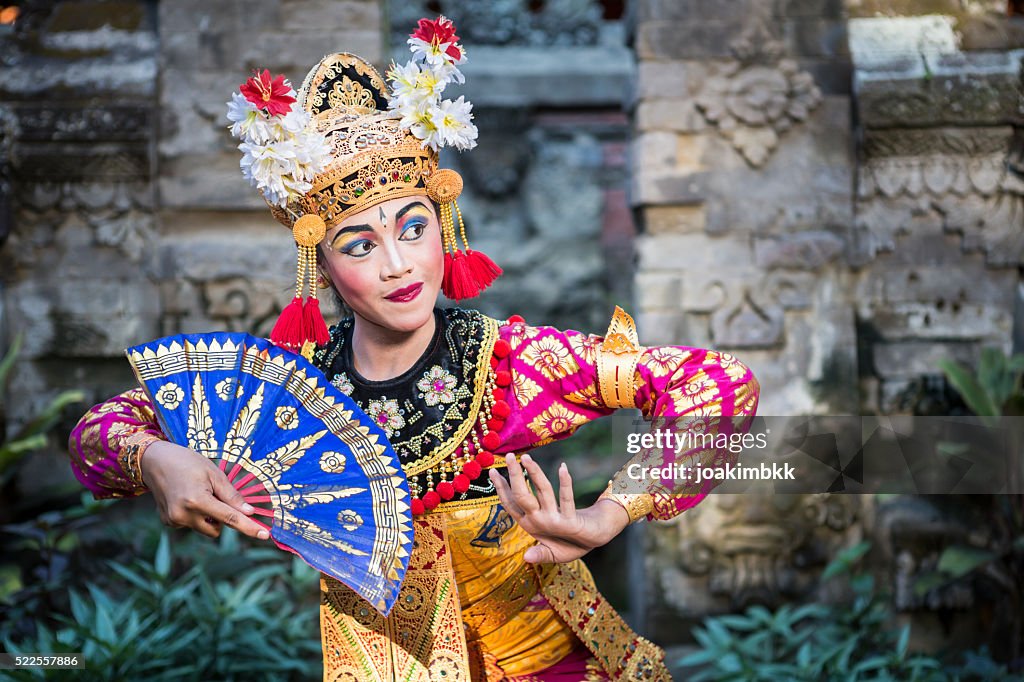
[380,238,413,280]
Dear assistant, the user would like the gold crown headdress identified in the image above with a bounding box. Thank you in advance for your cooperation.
[226,16,500,358]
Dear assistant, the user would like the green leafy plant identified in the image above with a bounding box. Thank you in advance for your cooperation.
[0,332,85,488]
[935,350,1024,659]
[675,541,1022,681]
[937,348,1024,422]
[1,528,322,681]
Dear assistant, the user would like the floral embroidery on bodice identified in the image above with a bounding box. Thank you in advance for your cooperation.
[416,365,457,407]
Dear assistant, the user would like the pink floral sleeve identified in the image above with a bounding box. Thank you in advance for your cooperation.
[67,387,165,499]
[495,319,760,521]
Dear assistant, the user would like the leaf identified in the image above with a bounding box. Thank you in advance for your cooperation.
[911,571,949,598]
[896,624,910,659]
[821,541,871,580]
[676,649,718,667]
[715,614,760,631]
[154,532,171,579]
[8,390,86,442]
[0,331,23,388]
[936,544,997,578]
[938,358,1000,418]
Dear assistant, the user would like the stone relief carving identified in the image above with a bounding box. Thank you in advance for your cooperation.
[692,3,822,168]
[7,181,154,265]
[856,127,1024,266]
[695,60,823,168]
[650,493,860,612]
[202,278,294,337]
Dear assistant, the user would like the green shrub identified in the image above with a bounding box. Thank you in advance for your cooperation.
[676,541,1022,682]
[2,528,322,681]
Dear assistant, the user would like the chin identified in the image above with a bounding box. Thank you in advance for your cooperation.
[364,295,437,333]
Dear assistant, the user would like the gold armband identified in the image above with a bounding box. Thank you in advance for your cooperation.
[119,432,162,489]
[598,481,654,524]
[596,306,644,409]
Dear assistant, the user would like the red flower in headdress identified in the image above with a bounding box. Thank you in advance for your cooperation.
[411,15,463,63]
[240,69,296,117]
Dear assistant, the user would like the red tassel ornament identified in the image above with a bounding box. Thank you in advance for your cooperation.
[270,296,306,349]
[428,171,503,301]
[443,249,481,301]
[303,297,330,346]
[436,481,455,500]
[465,249,502,290]
[462,460,482,480]
[272,214,328,356]
[422,490,441,510]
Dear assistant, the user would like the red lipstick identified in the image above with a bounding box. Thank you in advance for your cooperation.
[385,282,423,303]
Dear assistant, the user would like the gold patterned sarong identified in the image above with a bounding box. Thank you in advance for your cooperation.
[318,504,671,681]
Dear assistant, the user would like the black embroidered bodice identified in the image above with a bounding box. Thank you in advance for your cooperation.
[313,307,500,506]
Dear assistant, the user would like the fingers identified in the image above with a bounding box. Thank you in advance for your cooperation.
[524,544,555,564]
[194,515,223,539]
[202,497,270,540]
[520,454,556,513]
[489,468,525,519]
[557,463,576,519]
[209,468,256,515]
[504,453,540,514]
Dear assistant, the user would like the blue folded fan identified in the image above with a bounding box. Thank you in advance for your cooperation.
[125,332,412,616]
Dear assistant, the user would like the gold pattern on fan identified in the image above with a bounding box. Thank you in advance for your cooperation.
[186,375,219,456]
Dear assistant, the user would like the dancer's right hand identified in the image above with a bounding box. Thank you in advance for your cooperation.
[140,440,270,540]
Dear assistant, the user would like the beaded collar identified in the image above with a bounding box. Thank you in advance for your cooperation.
[313,308,509,514]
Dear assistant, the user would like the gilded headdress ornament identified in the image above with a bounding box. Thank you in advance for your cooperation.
[226,16,501,358]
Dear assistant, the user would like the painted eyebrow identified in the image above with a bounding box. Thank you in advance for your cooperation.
[329,224,374,248]
[328,201,430,247]
[396,201,430,223]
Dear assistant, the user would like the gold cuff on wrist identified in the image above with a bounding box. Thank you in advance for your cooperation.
[597,482,654,524]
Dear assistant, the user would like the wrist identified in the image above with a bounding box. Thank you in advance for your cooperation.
[120,433,163,489]
[594,497,631,539]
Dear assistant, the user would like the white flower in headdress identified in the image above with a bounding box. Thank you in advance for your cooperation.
[239,139,299,208]
[433,59,465,86]
[397,98,442,151]
[387,16,477,153]
[226,93,275,145]
[226,71,329,208]
[388,61,429,103]
[431,96,477,151]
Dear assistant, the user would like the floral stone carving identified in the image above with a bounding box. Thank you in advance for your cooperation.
[695,60,822,168]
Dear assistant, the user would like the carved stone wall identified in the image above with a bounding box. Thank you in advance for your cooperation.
[629,0,859,654]
[0,0,161,438]
[631,0,1024,661]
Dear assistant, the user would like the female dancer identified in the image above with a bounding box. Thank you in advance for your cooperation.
[67,19,759,681]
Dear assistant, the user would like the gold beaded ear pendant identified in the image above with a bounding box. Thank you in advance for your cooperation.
[425,169,502,300]
[270,213,330,358]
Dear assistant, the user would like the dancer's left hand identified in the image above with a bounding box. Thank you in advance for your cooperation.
[489,453,631,564]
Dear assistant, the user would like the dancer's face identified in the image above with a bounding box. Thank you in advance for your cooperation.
[318,195,443,333]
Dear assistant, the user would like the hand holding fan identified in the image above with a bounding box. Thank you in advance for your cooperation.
[125,332,412,616]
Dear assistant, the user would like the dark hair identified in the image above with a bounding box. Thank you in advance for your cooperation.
[315,245,351,318]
